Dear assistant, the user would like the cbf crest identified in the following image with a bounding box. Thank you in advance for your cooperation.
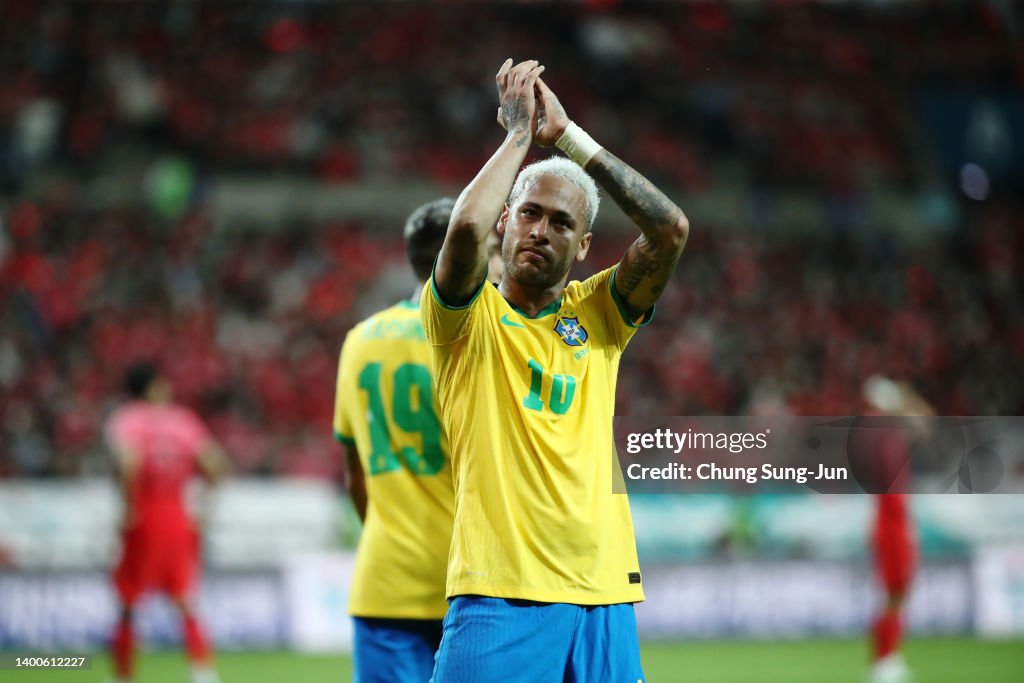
[554,315,588,347]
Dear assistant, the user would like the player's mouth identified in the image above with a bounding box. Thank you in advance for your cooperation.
[519,246,549,262]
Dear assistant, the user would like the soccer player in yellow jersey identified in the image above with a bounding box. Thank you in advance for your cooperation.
[422,59,689,682]
[334,198,464,683]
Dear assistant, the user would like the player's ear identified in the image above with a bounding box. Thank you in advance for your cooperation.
[496,204,510,235]
[574,231,592,263]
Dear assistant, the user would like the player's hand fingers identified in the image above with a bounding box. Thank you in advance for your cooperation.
[508,60,531,82]
[496,106,505,128]
[537,77,553,100]
[525,64,545,87]
[513,64,542,102]
[495,58,512,95]
[496,57,512,80]
[509,60,539,91]
[522,66,545,102]
[536,78,559,110]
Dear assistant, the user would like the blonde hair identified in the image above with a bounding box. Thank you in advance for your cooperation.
[508,157,600,230]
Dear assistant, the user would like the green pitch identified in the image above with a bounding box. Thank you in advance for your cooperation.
[8,638,1023,682]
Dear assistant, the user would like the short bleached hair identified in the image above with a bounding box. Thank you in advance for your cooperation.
[507,157,600,231]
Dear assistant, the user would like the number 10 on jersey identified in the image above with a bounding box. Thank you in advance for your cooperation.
[522,359,577,415]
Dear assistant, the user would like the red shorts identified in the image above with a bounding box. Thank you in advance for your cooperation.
[114,523,200,604]
[873,522,917,595]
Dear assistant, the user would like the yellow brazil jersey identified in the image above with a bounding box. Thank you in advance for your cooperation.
[333,299,454,619]
[421,265,649,605]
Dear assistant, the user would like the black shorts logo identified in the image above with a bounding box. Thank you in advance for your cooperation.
[628,572,642,584]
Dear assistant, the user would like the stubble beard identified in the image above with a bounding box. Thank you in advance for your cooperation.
[504,255,570,290]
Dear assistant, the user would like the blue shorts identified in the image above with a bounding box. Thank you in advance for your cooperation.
[430,596,645,683]
[352,616,443,683]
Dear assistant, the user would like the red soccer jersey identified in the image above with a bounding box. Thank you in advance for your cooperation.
[105,402,212,530]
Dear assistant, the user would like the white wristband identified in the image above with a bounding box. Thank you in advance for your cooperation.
[555,121,603,167]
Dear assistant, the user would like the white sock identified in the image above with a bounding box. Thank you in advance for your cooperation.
[190,666,220,683]
[870,653,911,683]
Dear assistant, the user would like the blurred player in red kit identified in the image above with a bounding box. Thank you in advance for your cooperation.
[871,492,914,683]
[105,363,228,683]
[861,376,934,683]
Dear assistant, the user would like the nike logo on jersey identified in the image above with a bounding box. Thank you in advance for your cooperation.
[500,314,525,328]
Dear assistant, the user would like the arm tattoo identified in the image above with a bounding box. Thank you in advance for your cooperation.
[587,150,686,309]
[615,247,660,299]
[586,150,683,236]
[501,96,529,133]
[615,241,680,301]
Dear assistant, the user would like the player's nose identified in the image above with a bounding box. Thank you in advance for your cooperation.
[529,217,550,241]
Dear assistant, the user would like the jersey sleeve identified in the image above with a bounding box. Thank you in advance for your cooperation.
[420,270,486,346]
[576,266,654,351]
[333,330,357,447]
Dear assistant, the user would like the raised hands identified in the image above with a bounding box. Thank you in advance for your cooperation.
[534,78,570,148]
[495,58,545,139]
[494,60,571,150]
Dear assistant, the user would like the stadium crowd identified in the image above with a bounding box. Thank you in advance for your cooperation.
[1,1,1021,477]
[3,1,1019,191]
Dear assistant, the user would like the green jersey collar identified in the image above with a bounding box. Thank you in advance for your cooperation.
[506,296,562,319]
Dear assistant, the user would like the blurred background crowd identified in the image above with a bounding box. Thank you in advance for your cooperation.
[1,0,1022,478]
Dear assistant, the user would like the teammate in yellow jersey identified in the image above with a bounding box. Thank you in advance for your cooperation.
[422,59,690,683]
[334,198,500,683]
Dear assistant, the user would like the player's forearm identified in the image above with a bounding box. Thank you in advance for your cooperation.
[198,443,229,485]
[436,130,531,304]
[585,149,689,252]
[586,150,688,310]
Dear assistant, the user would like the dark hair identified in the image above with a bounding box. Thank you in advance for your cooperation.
[124,363,158,399]
[404,197,455,282]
